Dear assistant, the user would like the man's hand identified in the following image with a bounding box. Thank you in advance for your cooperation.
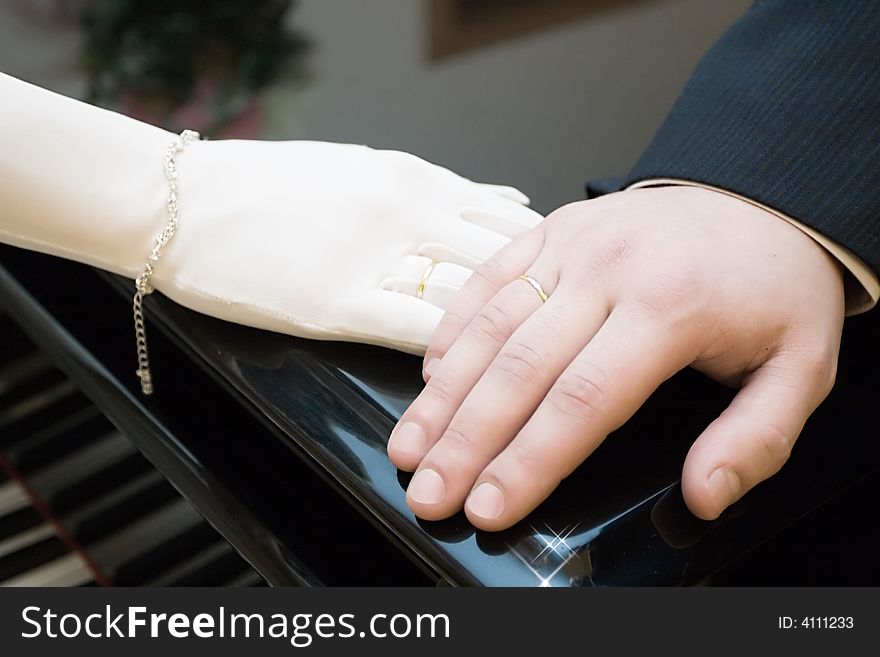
[387,186,845,531]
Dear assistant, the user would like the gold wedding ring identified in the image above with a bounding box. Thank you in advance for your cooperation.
[416,261,437,299]
[517,275,549,302]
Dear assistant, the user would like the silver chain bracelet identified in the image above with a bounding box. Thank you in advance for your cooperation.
[133,129,200,395]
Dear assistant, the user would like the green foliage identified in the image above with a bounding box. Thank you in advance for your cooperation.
[80,0,309,127]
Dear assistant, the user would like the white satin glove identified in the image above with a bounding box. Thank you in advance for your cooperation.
[0,73,541,354]
[155,139,542,354]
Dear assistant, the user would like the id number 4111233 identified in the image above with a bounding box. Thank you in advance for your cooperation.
[778,617,854,629]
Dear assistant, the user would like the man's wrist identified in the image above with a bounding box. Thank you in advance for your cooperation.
[625,178,879,315]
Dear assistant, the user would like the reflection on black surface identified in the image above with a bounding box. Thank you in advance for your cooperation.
[3,0,876,586]
[650,482,755,551]
[142,272,880,586]
[2,245,878,585]
[0,247,433,586]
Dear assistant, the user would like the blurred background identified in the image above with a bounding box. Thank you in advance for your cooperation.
[0,0,751,214]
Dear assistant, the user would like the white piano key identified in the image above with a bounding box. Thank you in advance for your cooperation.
[0,330,264,587]
[87,497,201,567]
[0,379,77,431]
[0,522,56,559]
[27,430,134,494]
[1,551,93,587]
[0,480,29,516]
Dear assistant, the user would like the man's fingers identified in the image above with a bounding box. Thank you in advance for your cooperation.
[421,225,546,380]
[463,308,695,530]
[681,351,835,520]
[404,289,608,520]
[387,274,549,471]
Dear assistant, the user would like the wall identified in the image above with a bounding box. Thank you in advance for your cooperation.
[280,0,752,212]
[0,0,752,213]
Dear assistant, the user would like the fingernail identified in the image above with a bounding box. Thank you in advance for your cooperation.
[707,467,741,517]
[390,422,427,455]
[467,482,505,519]
[408,469,446,505]
[424,357,440,380]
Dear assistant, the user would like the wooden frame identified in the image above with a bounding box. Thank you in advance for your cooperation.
[428,0,644,60]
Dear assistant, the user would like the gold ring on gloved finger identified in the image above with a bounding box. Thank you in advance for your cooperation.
[416,261,438,299]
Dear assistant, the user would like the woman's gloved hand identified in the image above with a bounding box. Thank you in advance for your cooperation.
[0,73,541,354]
[156,139,542,354]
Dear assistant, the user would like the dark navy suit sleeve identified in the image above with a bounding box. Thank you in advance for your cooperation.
[625,0,880,278]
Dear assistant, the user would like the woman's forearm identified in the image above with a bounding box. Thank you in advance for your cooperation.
[0,72,175,277]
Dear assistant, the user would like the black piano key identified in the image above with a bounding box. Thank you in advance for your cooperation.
[192,558,259,587]
[0,370,69,446]
[2,550,94,587]
[112,521,219,586]
[224,570,268,587]
[26,428,133,481]
[0,506,42,542]
[8,406,109,474]
[0,375,71,428]
[0,383,89,447]
[0,326,280,589]
[0,521,55,561]
[44,452,151,516]
[0,351,54,398]
[65,469,178,545]
[0,536,69,583]
[87,498,217,586]
[146,540,248,586]
[0,374,61,417]
[0,316,33,357]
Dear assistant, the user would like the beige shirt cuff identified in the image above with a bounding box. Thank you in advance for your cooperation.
[626,178,880,315]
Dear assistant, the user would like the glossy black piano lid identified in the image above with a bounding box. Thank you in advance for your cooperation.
[150,306,879,587]
[2,244,878,586]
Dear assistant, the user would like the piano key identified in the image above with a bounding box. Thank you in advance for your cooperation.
[0,522,56,559]
[1,551,93,587]
[0,480,29,516]
[200,552,257,586]
[45,452,152,515]
[26,430,137,509]
[0,536,69,582]
[63,469,177,544]
[0,316,33,358]
[27,429,133,492]
[0,371,67,423]
[87,497,216,585]
[146,540,247,586]
[0,326,270,588]
[224,569,268,587]
[0,381,87,445]
[115,520,220,586]
[7,405,107,473]
[0,378,75,430]
[0,350,53,396]
[0,506,42,542]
